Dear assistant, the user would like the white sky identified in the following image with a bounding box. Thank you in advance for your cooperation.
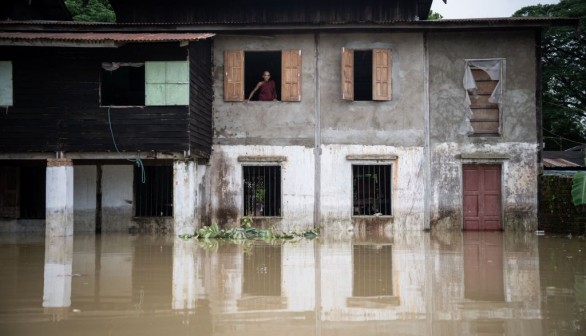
[430,0,560,19]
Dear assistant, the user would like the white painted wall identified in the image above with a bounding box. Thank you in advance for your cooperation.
[73,165,96,232]
[101,165,134,232]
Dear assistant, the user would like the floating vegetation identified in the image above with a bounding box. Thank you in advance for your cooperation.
[178,216,319,242]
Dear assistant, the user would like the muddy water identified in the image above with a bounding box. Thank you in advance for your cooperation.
[0,231,585,336]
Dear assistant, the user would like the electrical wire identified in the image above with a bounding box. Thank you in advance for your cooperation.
[107,107,146,183]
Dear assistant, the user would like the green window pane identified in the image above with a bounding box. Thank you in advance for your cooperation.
[145,83,166,105]
[145,62,166,84]
[0,61,13,106]
[166,61,189,84]
[165,84,189,105]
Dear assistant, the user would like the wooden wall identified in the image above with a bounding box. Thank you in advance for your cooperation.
[110,0,429,23]
[189,40,213,157]
[0,43,213,156]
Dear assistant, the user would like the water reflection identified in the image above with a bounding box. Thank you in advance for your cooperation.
[0,231,585,335]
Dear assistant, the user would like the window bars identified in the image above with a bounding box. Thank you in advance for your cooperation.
[352,165,392,216]
[135,166,173,217]
[243,166,281,217]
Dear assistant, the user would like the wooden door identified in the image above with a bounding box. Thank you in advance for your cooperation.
[463,164,501,231]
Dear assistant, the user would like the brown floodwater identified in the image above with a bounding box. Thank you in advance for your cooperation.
[0,230,585,335]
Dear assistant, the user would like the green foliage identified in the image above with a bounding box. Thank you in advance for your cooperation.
[64,0,115,22]
[178,218,320,243]
[427,11,443,20]
[572,171,586,205]
[514,0,586,150]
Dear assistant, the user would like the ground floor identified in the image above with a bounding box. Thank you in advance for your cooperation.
[0,143,539,236]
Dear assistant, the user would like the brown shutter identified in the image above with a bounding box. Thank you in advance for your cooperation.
[281,50,302,102]
[0,166,20,218]
[224,50,244,101]
[341,48,354,101]
[372,48,392,101]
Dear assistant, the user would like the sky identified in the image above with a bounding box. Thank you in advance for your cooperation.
[430,0,560,19]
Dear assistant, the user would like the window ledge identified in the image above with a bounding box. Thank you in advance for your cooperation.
[352,215,393,218]
[238,156,287,162]
[460,153,510,160]
[346,154,397,161]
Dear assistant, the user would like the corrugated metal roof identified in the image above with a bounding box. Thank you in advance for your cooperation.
[0,31,214,47]
[543,158,582,168]
[0,32,214,43]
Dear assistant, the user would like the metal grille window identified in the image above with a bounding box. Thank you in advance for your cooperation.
[135,166,173,217]
[243,166,281,217]
[352,165,392,216]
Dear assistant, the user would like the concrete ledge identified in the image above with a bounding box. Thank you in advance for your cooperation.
[237,156,287,162]
[460,153,510,160]
[346,154,398,161]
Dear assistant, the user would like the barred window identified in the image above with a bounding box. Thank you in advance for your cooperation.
[243,166,281,217]
[352,165,392,216]
[134,165,173,217]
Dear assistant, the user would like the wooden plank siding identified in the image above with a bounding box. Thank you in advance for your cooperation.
[0,43,212,155]
[188,41,213,157]
[110,0,428,23]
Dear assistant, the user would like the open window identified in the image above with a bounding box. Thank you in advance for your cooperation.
[0,61,13,106]
[463,59,505,136]
[101,61,189,107]
[342,48,392,101]
[224,50,301,102]
[243,165,281,217]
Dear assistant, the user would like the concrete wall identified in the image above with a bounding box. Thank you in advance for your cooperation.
[211,33,427,231]
[427,31,539,231]
[101,165,134,231]
[73,165,96,233]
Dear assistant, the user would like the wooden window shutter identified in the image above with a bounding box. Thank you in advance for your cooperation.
[372,48,392,101]
[0,166,20,218]
[224,50,244,101]
[341,48,354,101]
[281,50,302,102]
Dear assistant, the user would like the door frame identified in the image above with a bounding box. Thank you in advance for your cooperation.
[461,163,504,231]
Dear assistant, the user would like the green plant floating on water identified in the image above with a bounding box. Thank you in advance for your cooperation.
[178,221,319,241]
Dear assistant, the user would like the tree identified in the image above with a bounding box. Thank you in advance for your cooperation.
[514,0,586,151]
[427,10,443,20]
[64,0,115,22]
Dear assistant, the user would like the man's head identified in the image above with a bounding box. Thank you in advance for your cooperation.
[262,71,271,81]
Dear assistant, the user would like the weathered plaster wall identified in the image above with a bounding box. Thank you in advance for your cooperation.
[101,165,134,231]
[427,31,539,231]
[318,33,425,146]
[320,145,425,231]
[73,165,96,233]
[206,145,315,231]
[212,34,317,147]
[211,33,426,231]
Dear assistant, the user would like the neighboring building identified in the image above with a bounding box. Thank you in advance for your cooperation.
[0,0,577,235]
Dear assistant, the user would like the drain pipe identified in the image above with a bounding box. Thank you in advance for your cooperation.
[313,33,321,227]
[423,32,432,231]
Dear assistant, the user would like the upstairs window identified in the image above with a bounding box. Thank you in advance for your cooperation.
[463,59,504,136]
[101,61,189,107]
[342,48,392,101]
[224,50,301,102]
[0,61,13,106]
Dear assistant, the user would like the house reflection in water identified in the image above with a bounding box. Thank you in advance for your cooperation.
[1,230,575,335]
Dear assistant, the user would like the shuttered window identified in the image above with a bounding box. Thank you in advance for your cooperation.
[0,61,13,106]
[224,50,245,101]
[464,59,504,136]
[281,50,302,102]
[145,61,189,106]
[224,50,302,102]
[342,48,392,101]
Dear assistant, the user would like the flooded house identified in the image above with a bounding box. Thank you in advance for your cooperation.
[0,0,577,235]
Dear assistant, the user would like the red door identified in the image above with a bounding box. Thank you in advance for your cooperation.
[463,164,501,231]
